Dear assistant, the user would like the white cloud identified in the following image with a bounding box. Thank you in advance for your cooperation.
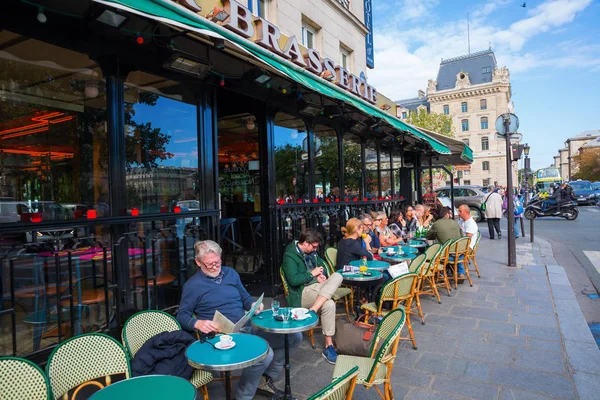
[398,0,440,21]
[370,0,595,100]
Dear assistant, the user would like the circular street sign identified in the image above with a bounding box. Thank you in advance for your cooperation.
[292,177,297,185]
[495,113,519,134]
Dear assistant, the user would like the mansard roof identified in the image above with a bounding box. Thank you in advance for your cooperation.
[436,50,497,91]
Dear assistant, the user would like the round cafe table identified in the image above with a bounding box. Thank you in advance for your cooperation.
[186,333,269,400]
[89,375,195,400]
[337,269,384,314]
[251,309,318,400]
[349,259,390,272]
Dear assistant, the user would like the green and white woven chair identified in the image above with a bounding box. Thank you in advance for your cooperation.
[323,247,353,322]
[466,231,482,278]
[407,254,427,324]
[307,365,359,400]
[122,310,213,400]
[46,333,130,400]
[333,309,406,400]
[0,356,51,400]
[417,243,443,305]
[360,273,419,350]
[444,236,473,289]
[436,239,455,296]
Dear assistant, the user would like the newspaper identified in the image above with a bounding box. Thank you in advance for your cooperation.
[388,262,409,278]
[212,293,264,334]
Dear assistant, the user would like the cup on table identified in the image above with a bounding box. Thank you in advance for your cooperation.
[281,308,291,324]
[292,308,307,320]
[271,299,280,316]
[219,335,233,347]
[386,247,395,255]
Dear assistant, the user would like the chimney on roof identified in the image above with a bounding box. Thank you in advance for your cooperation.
[418,90,425,99]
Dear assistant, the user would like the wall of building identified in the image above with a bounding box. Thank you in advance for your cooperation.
[428,68,516,187]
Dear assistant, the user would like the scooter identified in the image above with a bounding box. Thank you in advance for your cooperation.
[524,193,579,220]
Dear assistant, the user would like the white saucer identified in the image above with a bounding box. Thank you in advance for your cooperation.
[215,341,236,350]
[292,314,311,321]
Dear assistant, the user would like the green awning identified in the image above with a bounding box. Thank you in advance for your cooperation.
[95,0,452,155]
[461,145,474,163]
[412,127,474,165]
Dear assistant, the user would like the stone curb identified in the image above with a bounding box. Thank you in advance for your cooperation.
[533,236,600,400]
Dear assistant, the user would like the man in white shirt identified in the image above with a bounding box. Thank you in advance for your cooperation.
[458,205,479,249]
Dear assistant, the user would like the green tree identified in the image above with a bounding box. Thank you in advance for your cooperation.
[573,149,600,181]
[274,143,303,197]
[406,109,455,137]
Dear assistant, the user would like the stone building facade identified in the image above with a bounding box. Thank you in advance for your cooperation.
[397,50,517,187]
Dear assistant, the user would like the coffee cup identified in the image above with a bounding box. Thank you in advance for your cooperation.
[387,248,395,255]
[293,309,307,319]
[219,335,233,347]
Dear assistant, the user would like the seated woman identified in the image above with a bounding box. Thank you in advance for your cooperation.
[404,205,418,232]
[375,212,402,247]
[336,218,375,270]
[388,210,406,238]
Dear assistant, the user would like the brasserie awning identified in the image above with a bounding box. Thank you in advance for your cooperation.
[93,0,453,156]
[411,126,474,166]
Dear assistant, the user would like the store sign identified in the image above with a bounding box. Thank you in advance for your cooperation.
[174,0,202,13]
[364,0,374,69]
[222,0,378,104]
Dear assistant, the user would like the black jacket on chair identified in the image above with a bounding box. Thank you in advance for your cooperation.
[131,330,196,379]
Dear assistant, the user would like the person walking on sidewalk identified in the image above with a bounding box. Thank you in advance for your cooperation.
[503,190,524,238]
[281,229,343,364]
[483,186,503,240]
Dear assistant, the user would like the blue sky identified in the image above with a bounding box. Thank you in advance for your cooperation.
[368,0,600,171]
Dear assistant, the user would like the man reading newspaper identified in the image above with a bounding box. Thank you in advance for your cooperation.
[177,240,301,400]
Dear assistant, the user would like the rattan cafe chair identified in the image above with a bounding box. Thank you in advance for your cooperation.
[323,247,353,322]
[307,365,359,400]
[436,239,455,296]
[466,231,482,278]
[417,243,443,305]
[407,254,427,325]
[333,308,407,400]
[445,236,473,289]
[0,356,51,400]
[280,267,320,349]
[121,310,212,399]
[46,333,130,400]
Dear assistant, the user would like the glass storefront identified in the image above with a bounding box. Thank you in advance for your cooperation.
[274,113,308,203]
[343,134,362,199]
[314,124,339,201]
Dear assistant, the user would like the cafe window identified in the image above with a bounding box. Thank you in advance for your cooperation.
[124,72,198,214]
[344,134,362,199]
[274,113,308,203]
[443,105,449,115]
[481,136,489,150]
[380,146,392,198]
[314,124,339,201]
[365,140,379,199]
[0,31,109,231]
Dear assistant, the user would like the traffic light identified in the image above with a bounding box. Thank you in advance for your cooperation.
[511,144,524,161]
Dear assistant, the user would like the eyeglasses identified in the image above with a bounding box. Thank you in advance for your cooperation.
[199,259,222,269]
[363,222,373,227]
[308,243,319,250]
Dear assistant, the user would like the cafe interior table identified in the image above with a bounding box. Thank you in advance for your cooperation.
[89,375,196,400]
[251,309,318,400]
[186,333,269,400]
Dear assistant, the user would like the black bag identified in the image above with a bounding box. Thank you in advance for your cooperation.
[334,318,376,357]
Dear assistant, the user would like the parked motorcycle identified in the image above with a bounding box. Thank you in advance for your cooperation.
[524,194,579,220]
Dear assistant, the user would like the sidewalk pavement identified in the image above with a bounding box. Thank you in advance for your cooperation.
[206,236,600,399]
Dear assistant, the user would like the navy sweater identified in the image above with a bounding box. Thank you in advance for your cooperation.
[336,238,373,270]
[177,267,255,332]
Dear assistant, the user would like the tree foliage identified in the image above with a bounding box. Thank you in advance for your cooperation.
[406,109,455,137]
[573,149,600,181]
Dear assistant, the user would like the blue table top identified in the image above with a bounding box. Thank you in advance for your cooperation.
[337,269,384,282]
[381,245,418,255]
[349,259,390,270]
[252,309,318,334]
[89,375,195,400]
[186,333,269,372]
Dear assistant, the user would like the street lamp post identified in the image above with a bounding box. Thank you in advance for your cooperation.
[499,113,518,267]
[523,143,530,201]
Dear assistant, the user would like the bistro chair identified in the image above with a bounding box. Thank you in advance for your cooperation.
[408,254,427,324]
[307,365,359,400]
[466,231,482,278]
[417,243,443,305]
[323,248,353,322]
[46,333,130,400]
[121,310,212,399]
[333,308,406,400]
[444,237,473,289]
[436,239,455,296]
[361,273,419,350]
[0,356,51,400]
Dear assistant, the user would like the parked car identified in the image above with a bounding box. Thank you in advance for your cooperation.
[435,185,489,222]
[569,180,597,206]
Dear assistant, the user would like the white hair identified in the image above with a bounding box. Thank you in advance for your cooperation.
[194,240,222,260]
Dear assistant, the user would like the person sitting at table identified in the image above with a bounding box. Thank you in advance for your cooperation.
[415,204,434,229]
[404,205,418,232]
[281,229,344,365]
[336,218,376,270]
[177,240,301,400]
[375,212,402,247]
[388,210,406,238]
[359,213,381,252]
[426,206,462,244]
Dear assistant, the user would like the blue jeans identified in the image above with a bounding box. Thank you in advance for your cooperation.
[448,254,465,275]
[514,218,520,238]
[542,199,556,211]
[236,327,302,400]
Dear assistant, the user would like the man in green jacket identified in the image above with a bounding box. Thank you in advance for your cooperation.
[426,206,462,244]
[281,229,343,364]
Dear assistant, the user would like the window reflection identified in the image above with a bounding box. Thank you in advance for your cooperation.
[124,72,198,214]
[314,125,339,201]
[343,134,362,199]
[274,113,307,203]
[365,140,378,199]
[380,146,392,198]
